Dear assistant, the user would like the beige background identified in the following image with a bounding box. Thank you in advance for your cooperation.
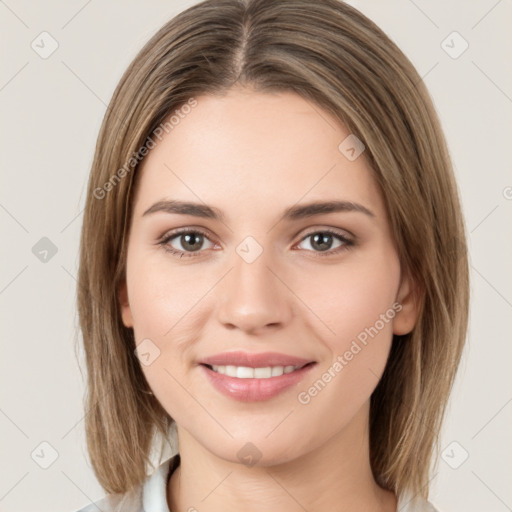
[1,1,511,511]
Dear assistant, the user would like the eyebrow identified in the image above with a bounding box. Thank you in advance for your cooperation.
[142,199,375,222]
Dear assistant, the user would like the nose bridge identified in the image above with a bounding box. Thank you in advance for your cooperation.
[216,236,292,332]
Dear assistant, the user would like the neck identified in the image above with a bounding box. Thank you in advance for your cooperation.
[167,401,397,512]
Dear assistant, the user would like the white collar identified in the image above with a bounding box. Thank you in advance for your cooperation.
[142,455,178,512]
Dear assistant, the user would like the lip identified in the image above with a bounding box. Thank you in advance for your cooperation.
[199,351,317,402]
[199,351,314,368]
[200,363,316,402]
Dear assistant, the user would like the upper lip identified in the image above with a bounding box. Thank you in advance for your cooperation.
[200,351,315,368]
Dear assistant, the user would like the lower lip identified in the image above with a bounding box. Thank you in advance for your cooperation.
[200,363,316,402]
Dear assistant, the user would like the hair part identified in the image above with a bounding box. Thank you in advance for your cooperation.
[77,0,469,499]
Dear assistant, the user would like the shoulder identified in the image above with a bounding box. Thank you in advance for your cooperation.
[72,490,139,512]
[73,487,141,512]
[73,454,180,512]
[397,490,442,512]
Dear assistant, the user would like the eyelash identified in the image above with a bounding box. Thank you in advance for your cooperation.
[157,227,355,259]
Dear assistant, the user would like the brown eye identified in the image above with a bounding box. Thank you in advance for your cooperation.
[159,229,215,258]
[296,229,354,256]
[175,232,205,252]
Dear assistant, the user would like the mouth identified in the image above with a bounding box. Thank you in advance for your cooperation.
[200,361,315,379]
[199,361,317,402]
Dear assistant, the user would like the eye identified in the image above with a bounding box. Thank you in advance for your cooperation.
[158,227,354,259]
[295,229,354,256]
[158,228,216,258]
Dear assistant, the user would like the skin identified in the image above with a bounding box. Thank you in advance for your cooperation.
[119,86,419,512]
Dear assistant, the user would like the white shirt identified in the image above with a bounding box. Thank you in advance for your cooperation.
[74,453,440,512]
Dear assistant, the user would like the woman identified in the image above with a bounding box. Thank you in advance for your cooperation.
[75,0,469,510]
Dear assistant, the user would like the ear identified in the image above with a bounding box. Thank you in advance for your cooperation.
[393,271,421,336]
[118,279,134,328]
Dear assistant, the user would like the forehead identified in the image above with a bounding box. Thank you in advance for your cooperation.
[132,88,385,221]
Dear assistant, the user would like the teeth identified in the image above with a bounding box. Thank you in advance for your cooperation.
[210,365,301,378]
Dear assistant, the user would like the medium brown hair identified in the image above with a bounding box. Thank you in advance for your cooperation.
[77,0,470,500]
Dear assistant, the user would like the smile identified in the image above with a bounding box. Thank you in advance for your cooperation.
[207,364,304,379]
[201,362,316,402]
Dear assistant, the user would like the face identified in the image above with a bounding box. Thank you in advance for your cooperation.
[119,87,418,465]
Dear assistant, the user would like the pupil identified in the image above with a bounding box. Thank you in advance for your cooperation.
[312,233,332,251]
[183,233,202,251]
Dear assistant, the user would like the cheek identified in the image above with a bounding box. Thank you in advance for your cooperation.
[125,255,203,413]
[125,250,212,388]
[294,256,400,423]
[127,250,205,339]
[303,252,401,348]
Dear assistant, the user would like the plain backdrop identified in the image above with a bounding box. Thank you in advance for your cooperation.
[1,1,511,511]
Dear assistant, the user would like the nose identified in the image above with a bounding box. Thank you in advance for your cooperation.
[216,245,293,334]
